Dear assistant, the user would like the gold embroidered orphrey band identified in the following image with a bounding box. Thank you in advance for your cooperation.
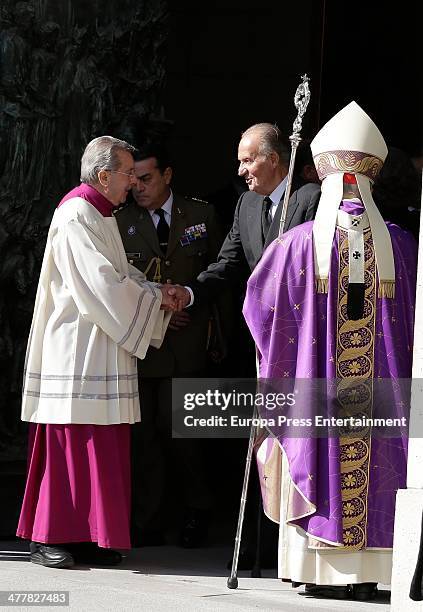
[336,228,376,550]
[313,150,384,181]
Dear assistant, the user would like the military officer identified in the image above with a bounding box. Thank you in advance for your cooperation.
[115,144,224,548]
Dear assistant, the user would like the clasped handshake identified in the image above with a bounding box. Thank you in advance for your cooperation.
[159,284,191,311]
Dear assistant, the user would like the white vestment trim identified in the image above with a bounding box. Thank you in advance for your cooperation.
[337,209,370,285]
[312,174,395,297]
[277,452,393,585]
[21,197,170,425]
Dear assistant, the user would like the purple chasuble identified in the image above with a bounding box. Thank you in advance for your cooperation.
[243,201,417,549]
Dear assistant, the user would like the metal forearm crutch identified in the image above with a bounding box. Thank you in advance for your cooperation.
[227,404,260,589]
[227,74,311,590]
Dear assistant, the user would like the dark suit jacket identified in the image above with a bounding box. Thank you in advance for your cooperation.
[115,194,224,376]
[194,180,320,301]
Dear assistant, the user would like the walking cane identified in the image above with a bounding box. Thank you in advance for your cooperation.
[227,74,311,590]
[227,404,259,589]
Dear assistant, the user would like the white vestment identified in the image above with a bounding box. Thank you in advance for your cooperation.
[257,439,393,585]
[21,197,170,425]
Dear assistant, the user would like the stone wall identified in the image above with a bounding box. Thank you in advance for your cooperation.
[0,0,170,460]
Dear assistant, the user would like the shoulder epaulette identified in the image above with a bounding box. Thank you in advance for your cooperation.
[113,202,129,214]
[185,196,209,205]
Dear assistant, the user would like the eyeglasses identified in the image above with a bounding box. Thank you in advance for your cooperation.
[109,169,136,178]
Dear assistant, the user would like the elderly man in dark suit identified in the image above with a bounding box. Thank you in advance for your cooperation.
[177,122,321,567]
[116,144,225,548]
[191,122,320,301]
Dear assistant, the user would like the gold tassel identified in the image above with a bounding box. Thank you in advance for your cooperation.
[378,280,395,299]
[145,256,162,283]
[152,258,162,283]
[316,277,329,294]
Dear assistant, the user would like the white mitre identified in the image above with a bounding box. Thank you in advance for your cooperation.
[310,101,395,298]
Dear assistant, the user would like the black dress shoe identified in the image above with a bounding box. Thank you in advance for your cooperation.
[304,583,352,599]
[352,582,378,601]
[30,542,74,569]
[68,543,122,566]
[179,508,208,548]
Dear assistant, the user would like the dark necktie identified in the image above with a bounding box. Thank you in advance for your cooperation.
[261,196,273,240]
[155,208,169,254]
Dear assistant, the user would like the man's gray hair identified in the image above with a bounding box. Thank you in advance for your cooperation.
[242,123,290,165]
[80,135,135,184]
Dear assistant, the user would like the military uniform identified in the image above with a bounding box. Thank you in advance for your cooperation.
[115,193,224,542]
[116,194,223,376]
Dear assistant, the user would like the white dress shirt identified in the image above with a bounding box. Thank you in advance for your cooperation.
[149,191,173,227]
[150,190,194,307]
[267,175,288,220]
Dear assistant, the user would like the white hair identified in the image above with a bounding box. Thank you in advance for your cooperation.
[241,123,290,164]
[80,135,135,184]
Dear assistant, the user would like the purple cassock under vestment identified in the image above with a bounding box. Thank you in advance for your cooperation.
[243,201,417,551]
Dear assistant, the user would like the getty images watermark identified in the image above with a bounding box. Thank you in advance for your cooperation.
[171,378,415,439]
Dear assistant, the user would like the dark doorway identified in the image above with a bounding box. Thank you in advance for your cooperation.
[320,1,422,158]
